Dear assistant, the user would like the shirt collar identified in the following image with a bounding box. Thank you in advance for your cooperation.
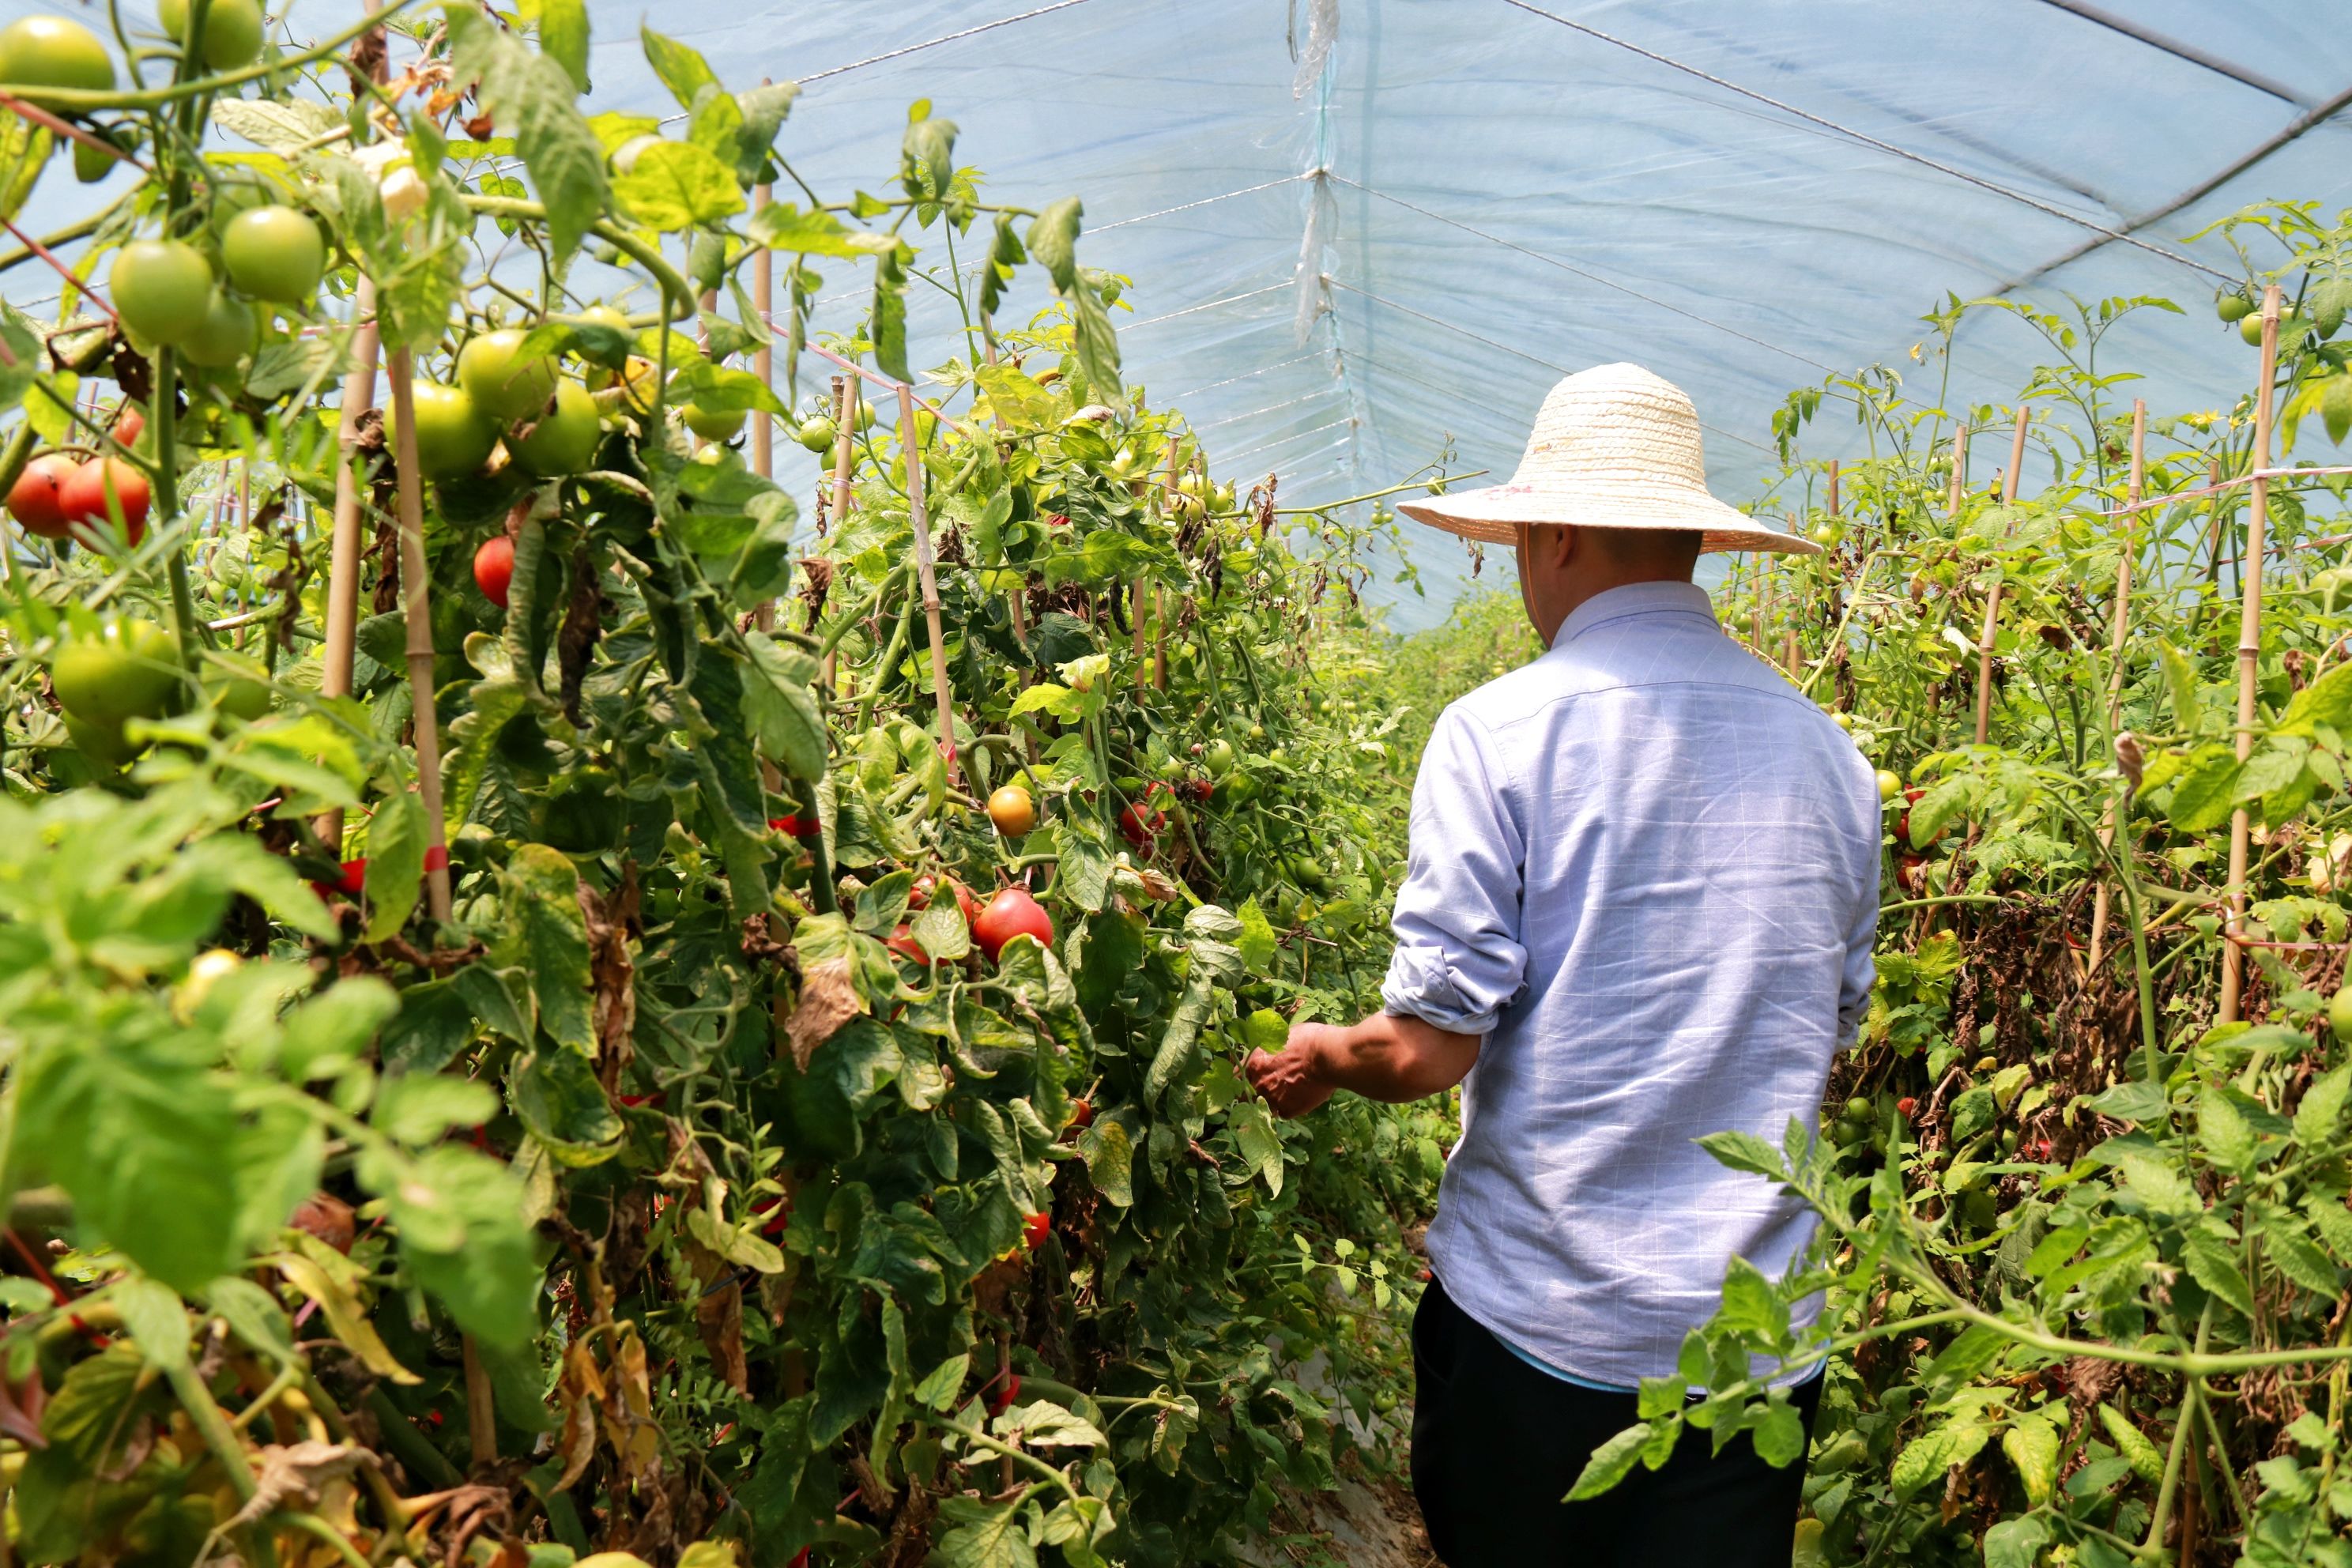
[1552,580,1717,646]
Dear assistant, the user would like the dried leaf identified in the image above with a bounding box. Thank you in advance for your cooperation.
[229,1441,378,1525]
[786,956,863,1069]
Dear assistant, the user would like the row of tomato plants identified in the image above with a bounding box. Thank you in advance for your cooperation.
[0,4,1449,1565]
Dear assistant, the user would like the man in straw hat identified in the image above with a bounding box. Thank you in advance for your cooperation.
[1244,364,1880,1562]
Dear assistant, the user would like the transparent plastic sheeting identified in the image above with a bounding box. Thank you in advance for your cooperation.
[12,0,2352,630]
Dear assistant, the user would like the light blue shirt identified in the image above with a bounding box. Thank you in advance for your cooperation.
[1387,581,1879,1390]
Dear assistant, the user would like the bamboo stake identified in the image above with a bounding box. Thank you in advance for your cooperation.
[2220,285,2284,1023]
[1973,405,2031,746]
[2088,399,2147,971]
[818,374,856,693]
[1154,586,1169,689]
[1947,425,1969,515]
[1781,511,1801,673]
[383,349,453,923]
[313,2,387,852]
[1827,458,1840,522]
[897,383,959,781]
[752,177,773,483]
[462,1334,496,1467]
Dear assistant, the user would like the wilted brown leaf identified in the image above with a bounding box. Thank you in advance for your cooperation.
[785,956,863,1069]
[229,1441,378,1526]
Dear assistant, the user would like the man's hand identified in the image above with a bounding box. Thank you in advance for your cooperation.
[1245,1023,1341,1118]
[1245,1012,1481,1119]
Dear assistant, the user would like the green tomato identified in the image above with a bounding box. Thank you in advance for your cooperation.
[2329,984,2352,1045]
[180,289,258,368]
[2216,289,2253,323]
[220,204,324,305]
[509,379,601,477]
[110,239,215,348]
[796,415,838,453]
[0,17,116,105]
[53,618,183,726]
[1220,771,1260,805]
[457,326,560,423]
[73,126,130,183]
[201,654,273,722]
[389,381,497,481]
[159,0,262,67]
[65,710,140,767]
[683,403,747,441]
[1202,738,1236,778]
[1875,769,1903,801]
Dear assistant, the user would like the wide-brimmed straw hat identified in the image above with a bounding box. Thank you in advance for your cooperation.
[1396,363,1818,556]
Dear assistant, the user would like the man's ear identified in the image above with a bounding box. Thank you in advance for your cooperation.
[1551,524,1579,568]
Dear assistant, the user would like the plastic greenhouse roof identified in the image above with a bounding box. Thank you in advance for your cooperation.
[12,0,2352,630]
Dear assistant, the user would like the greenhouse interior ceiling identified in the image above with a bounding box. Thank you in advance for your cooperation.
[11,0,2352,627]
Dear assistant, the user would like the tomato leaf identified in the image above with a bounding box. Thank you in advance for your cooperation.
[494,845,597,1055]
[1566,1423,1653,1500]
[360,786,428,944]
[509,1047,624,1165]
[2180,1223,2256,1317]
[613,139,745,232]
[448,4,608,265]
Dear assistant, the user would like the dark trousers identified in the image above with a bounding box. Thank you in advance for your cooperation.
[1410,1275,1820,1566]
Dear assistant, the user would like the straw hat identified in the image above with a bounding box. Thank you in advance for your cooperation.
[1396,364,1818,556]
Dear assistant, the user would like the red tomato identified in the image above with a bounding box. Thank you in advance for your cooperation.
[1020,1212,1050,1250]
[1182,778,1212,804]
[1895,1096,1917,1119]
[1067,1098,1094,1131]
[789,1551,810,1568]
[473,533,515,609]
[886,923,927,963]
[767,812,822,839]
[59,457,150,542]
[752,1193,792,1235]
[973,887,1054,962]
[287,1193,355,1254]
[988,1372,1022,1416]
[338,858,366,896]
[7,453,78,538]
[109,406,144,449]
[1119,801,1165,847]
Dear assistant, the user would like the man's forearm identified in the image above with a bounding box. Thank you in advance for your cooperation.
[1304,1011,1482,1103]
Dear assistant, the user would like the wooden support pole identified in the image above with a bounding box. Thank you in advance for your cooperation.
[383,348,454,923]
[1826,457,1840,521]
[2220,285,2284,1023]
[752,177,773,483]
[1154,585,1169,689]
[314,2,386,853]
[2088,399,2147,971]
[1781,509,1801,674]
[897,383,959,782]
[1947,425,1969,516]
[819,375,857,692]
[1973,405,2031,746]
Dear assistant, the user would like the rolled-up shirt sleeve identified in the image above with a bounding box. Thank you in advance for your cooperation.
[1381,704,1528,1036]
